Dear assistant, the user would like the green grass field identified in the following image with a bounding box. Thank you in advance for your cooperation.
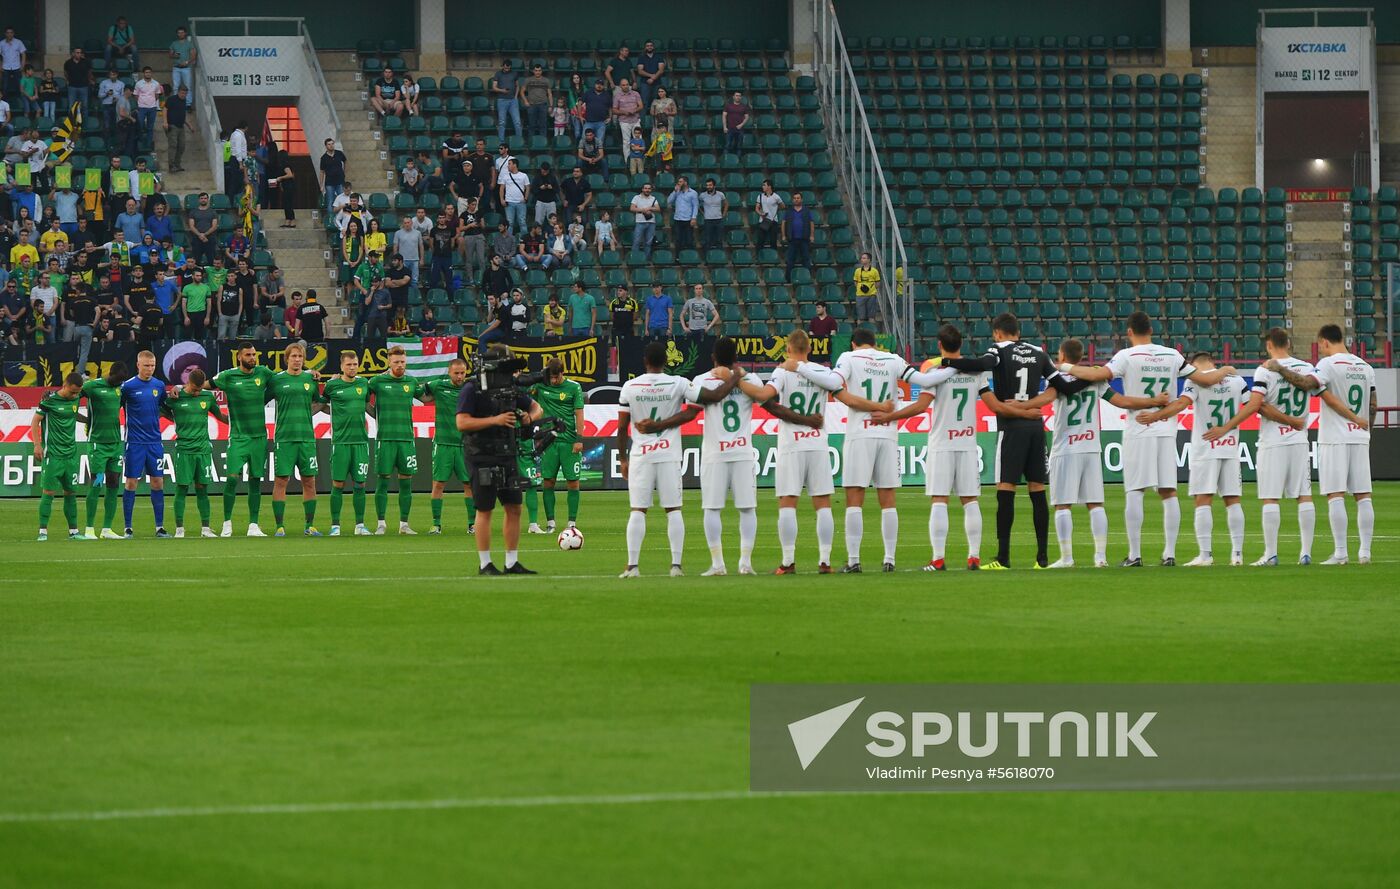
[3,483,1399,887]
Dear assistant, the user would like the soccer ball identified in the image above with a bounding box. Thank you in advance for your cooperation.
[557,527,584,551]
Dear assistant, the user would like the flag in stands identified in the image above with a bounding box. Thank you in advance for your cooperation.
[391,337,461,377]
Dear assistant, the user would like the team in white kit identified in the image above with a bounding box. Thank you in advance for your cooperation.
[611,317,1379,577]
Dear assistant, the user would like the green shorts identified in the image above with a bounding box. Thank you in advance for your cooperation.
[275,440,319,478]
[174,449,216,487]
[225,437,268,480]
[516,454,542,488]
[376,440,418,476]
[431,442,470,482]
[40,454,80,492]
[331,442,370,483]
[89,441,124,478]
[540,439,582,482]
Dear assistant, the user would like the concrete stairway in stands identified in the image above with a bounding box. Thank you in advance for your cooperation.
[1287,203,1349,341]
[262,225,347,333]
[1201,65,1257,191]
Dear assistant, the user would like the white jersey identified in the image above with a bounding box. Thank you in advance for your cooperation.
[1314,352,1375,444]
[618,372,690,464]
[687,370,753,463]
[1051,381,1110,455]
[1251,357,1314,449]
[1183,375,1248,462]
[1106,343,1196,440]
[927,370,988,453]
[768,366,829,454]
[828,348,910,441]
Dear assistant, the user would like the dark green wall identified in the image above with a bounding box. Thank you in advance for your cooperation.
[833,0,1160,42]
[444,0,789,47]
[5,0,41,50]
[1192,1,1395,46]
[67,1,418,52]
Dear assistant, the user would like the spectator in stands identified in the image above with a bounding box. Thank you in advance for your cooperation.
[52,186,81,239]
[630,183,659,260]
[521,64,552,138]
[426,213,455,291]
[668,176,698,252]
[645,122,674,173]
[215,268,243,339]
[318,138,348,217]
[105,17,138,69]
[393,216,422,285]
[650,87,677,131]
[38,69,59,119]
[225,230,252,268]
[186,192,218,266]
[498,158,531,237]
[490,220,516,265]
[334,192,373,235]
[543,222,572,274]
[722,92,751,154]
[491,59,522,143]
[440,128,467,167]
[114,198,144,242]
[297,289,326,341]
[371,67,405,118]
[626,127,646,176]
[680,284,718,340]
[513,224,545,271]
[400,156,425,198]
[605,45,632,91]
[169,27,195,97]
[612,79,644,150]
[542,291,565,338]
[635,40,666,109]
[98,69,123,138]
[480,253,512,303]
[754,180,783,249]
[401,74,420,117]
[466,137,493,202]
[699,179,728,251]
[162,85,193,172]
[551,97,569,138]
[0,95,11,138]
[478,293,505,345]
[565,73,588,140]
[252,309,276,340]
[416,305,437,336]
[271,144,296,227]
[560,165,592,226]
[852,251,880,321]
[18,64,37,114]
[365,276,391,339]
[448,159,481,212]
[505,287,531,339]
[133,68,162,149]
[384,255,412,332]
[566,280,596,336]
[609,285,637,337]
[417,150,442,192]
[339,218,365,285]
[643,283,673,337]
[492,142,514,211]
[581,79,611,146]
[260,266,286,319]
[232,257,258,328]
[457,196,486,283]
[0,28,24,111]
[63,47,92,113]
[781,192,814,282]
[347,256,374,340]
[593,210,616,255]
[532,162,559,228]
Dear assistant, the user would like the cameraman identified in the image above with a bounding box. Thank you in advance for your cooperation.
[456,344,544,575]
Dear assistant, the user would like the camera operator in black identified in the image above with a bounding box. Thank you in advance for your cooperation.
[456,344,545,575]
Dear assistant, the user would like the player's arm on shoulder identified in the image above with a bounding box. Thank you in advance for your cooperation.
[873,391,932,424]
[1060,362,1113,382]
[1108,389,1171,411]
[1266,359,1320,391]
[637,404,699,433]
[942,349,997,373]
[1370,386,1378,427]
[693,368,742,403]
[764,399,823,428]
[1045,371,1094,397]
[795,360,844,392]
[1255,397,1304,431]
[1137,393,1191,425]
[981,389,1041,419]
[1317,387,1367,429]
[834,388,890,413]
[737,377,774,403]
[902,363,955,389]
[1186,365,1237,386]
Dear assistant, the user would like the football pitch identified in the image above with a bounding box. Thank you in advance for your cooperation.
[3,483,1399,886]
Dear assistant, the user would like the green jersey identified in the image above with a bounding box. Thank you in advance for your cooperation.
[80,379,124,444]
[530,379,585,442]
[37,391,82,458]
[167,389,220,453]
[367,373,424,442]
[323,376,370,444]
[269,371,320,442]
[211,365,275,440]
[424,376,464,445]
[205,266,229,291]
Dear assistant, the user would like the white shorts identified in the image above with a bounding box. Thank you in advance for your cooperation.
[925,450,980,498]
[1318,442,1372,495]
[1049,452,1105,505]
[701,459,758,510]
[1122,436,1178,491]
[1188,457,1242,497]
[842,437,900,489]
[775,449,835,498]
[628,459,684,509]
[1256,443,1312,500]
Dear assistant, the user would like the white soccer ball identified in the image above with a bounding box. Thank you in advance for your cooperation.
[557,527,584,551]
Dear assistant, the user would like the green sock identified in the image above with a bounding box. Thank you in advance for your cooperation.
[466,496,476,526]
[353,485,367,523]
[398,483,412,523]
[86,484,101,526]
[375,481,389,521]
[197,488,211,525]
[38,493,53,529]
[175,486,187,527]
[103,485,119,527]
[331,486,344,524]
[273,499,286,527]
[304,499,316,525]
[567,488,580,522]
[247,486,262,523]
[432,497,443,525]
[223,478,238,522]
[525,489,538,524]
[62,494,78,530]
[543,488,556,521]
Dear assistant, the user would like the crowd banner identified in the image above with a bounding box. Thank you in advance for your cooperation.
[617,334,832,380]
[460,336,607,383]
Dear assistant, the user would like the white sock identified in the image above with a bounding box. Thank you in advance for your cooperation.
[880,508,898,564]
[1124,490,1145,559]
[1328,497,1348,558]
[1226,503,1245,556]
[1297,501,1315,559]
[1089,506,1108,561]
[626,510,646,566]
[478,550,493,568]
[845,506,863,566]
[505,549,518,568]
[1162,496,1180,559]
[1357,498,1374,558]
[778,507,798,565]
[738,508,757,567]
[815,507,834,564]
[1261,503,1281,559]
[703,509,724,568]
[1054,509,1073,562]
[964,501,982,559]
[667,510,685,565]
[1194,505,1213,556]
[929,502,949,561]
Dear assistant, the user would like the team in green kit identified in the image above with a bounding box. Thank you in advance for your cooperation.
[530,358,587,532]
